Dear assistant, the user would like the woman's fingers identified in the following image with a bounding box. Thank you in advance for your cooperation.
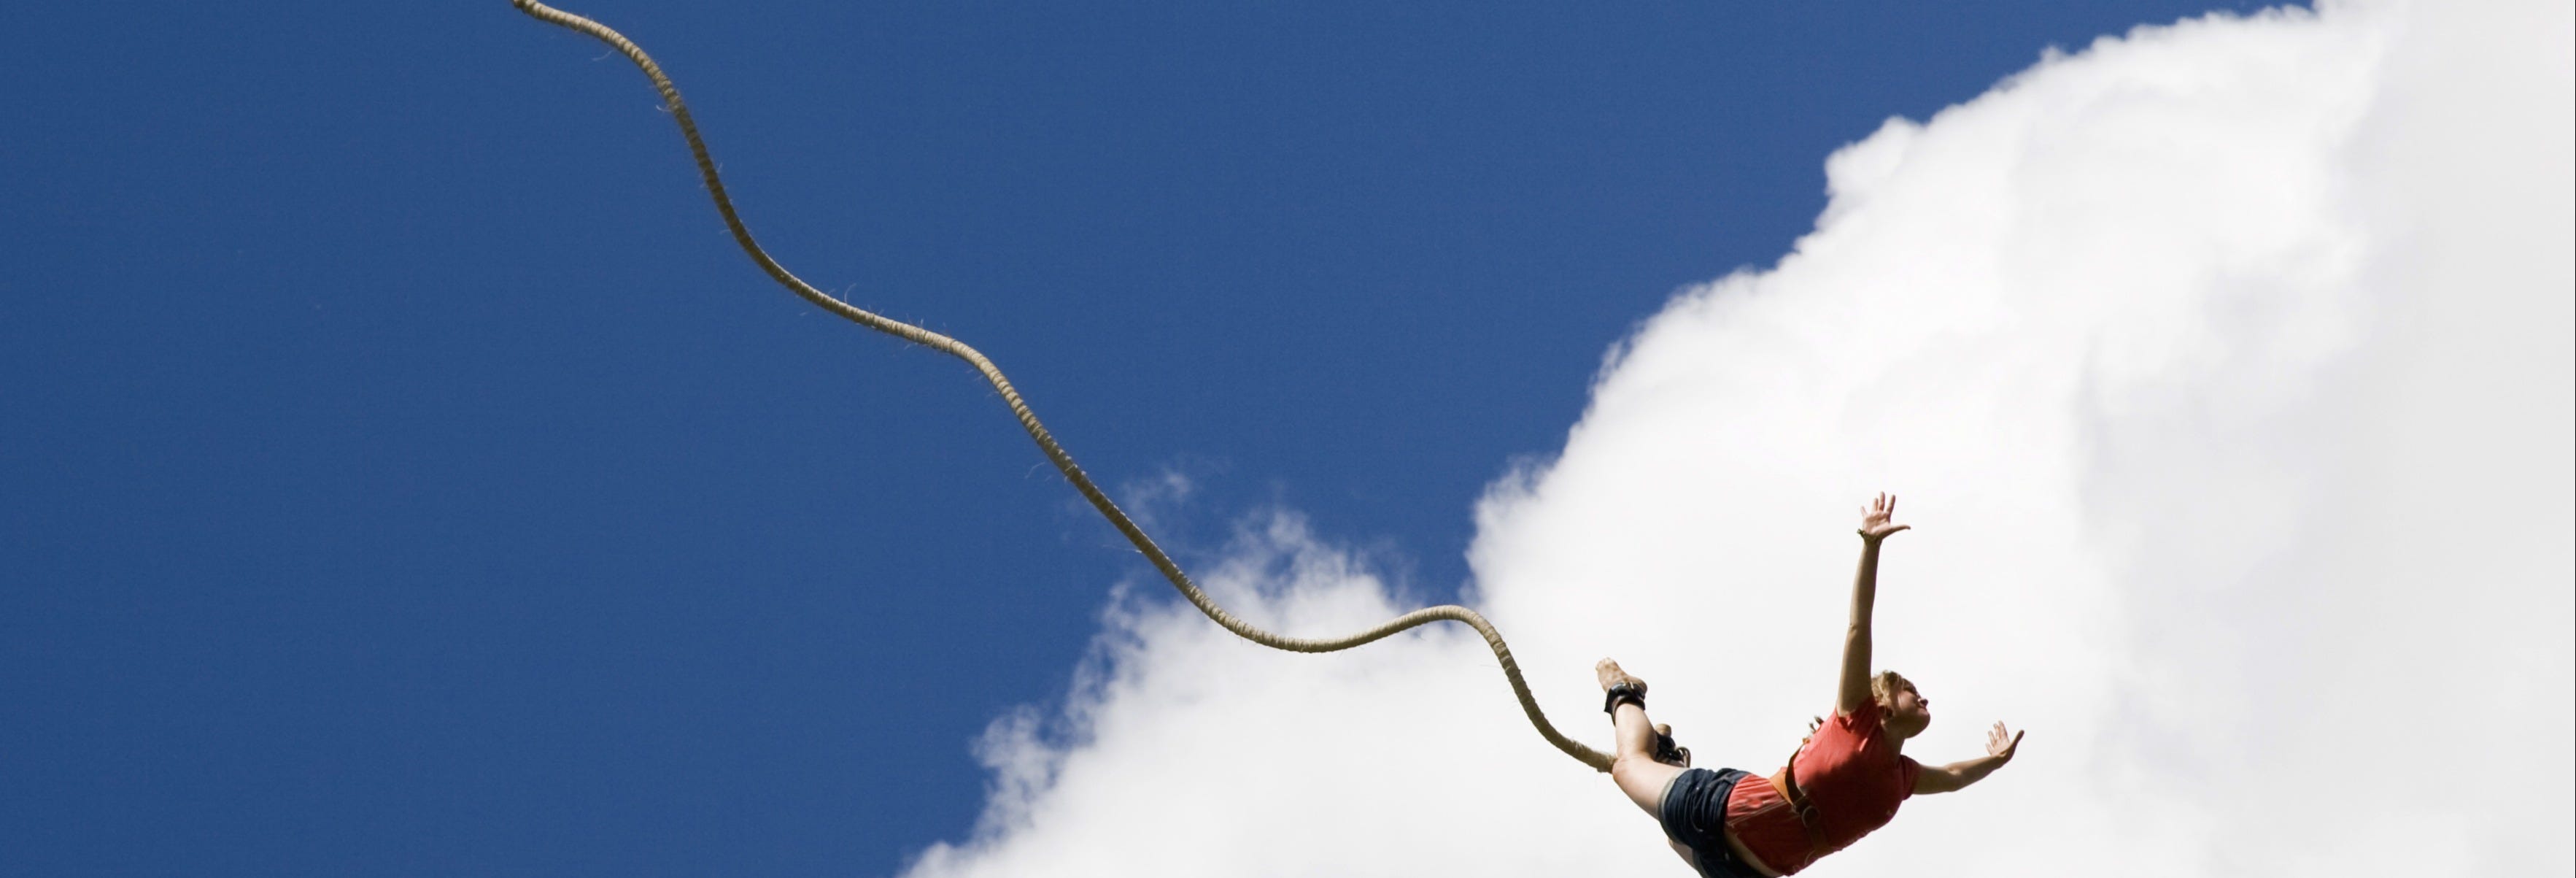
[1986,724,2024,758]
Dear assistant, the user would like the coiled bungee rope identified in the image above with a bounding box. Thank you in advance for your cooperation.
[510,0,1615,773]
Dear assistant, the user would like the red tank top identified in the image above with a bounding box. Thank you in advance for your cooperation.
[1722,699,1922,874]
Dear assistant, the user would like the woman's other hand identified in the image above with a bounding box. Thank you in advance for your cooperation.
[1859,492,1911,542]
[1985,721,2024,763]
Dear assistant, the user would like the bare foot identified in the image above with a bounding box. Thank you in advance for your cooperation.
[1596,658,1646,693]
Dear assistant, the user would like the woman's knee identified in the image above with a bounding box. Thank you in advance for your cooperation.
[1611,757,1683,816]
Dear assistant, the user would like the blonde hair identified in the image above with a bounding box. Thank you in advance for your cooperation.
[1870,670,1915,712]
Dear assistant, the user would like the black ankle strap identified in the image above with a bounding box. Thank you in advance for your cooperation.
[1603,682,1646,715]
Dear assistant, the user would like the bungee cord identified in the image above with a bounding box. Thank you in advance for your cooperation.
[509,0,1614,773]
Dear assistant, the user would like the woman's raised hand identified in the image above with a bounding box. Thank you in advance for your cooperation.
[1985,721,2024,762]
[1858,492,1911,542]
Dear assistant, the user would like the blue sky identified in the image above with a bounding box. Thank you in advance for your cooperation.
[6,1,2462,874]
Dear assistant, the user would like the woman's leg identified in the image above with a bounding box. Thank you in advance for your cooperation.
[1599,660,1687,817]
[1612,702,1688,816]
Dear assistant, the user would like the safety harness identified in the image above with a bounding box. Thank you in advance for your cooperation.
[1768,738,1830,861]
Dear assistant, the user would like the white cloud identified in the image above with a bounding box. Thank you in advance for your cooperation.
[904,2,2573,876]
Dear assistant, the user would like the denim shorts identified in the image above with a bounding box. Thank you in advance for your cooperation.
[1659,767,1766,878]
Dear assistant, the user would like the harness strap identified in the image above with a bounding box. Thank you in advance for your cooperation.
[1767,739,1829,863]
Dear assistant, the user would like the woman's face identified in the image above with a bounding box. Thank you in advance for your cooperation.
[1885,685,1932,738]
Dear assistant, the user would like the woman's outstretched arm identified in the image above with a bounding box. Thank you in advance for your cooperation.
[1837,493,1909,717]
[1914,721,2025,794]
